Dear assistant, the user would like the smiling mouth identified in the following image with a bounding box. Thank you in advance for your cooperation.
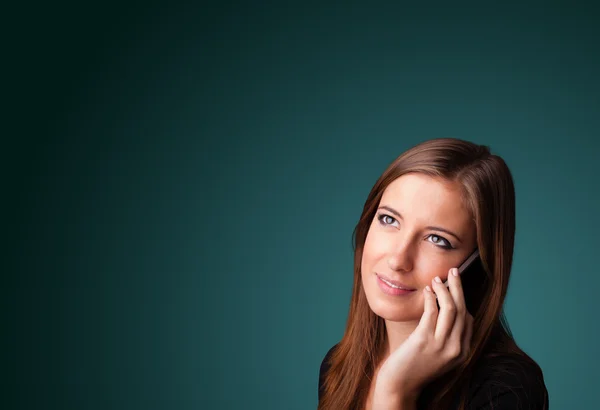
[376,274,416,290]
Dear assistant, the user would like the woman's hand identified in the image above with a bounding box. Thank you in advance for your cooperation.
[372,267,474,407]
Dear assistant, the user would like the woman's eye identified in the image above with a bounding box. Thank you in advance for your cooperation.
[377,214,397,227]
[428,234,453,249]
[377,215,454,249]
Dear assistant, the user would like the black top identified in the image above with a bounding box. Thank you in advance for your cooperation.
[318,344,549,409]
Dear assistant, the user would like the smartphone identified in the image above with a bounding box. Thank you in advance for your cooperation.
[442,248,480,288]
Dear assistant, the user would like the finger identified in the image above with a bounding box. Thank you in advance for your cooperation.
[415,285,438,335]
[447,303,466,359]
[446,267,470,359]
[432,272,458,341]
[447,267,467,316]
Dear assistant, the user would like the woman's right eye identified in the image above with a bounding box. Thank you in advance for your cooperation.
[377,214,398,227]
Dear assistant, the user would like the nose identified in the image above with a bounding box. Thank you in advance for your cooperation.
[387,239,415,272]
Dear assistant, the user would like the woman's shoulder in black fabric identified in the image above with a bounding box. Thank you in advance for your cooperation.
[466,352,549,410]
[318,343,339,402]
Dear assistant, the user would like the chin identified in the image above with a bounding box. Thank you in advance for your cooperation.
[367,298,420,322]
[363,279,421,322]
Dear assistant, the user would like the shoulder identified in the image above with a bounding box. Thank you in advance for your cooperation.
[466,353,549,410]
[319,343,338,375]
[318,343,339,402]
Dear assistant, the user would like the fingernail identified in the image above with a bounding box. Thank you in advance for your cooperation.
[452,268,459,276]
[434,276,442,283]
[425,285,432,292]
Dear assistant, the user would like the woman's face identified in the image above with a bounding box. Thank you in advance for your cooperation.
[361,173,477,322]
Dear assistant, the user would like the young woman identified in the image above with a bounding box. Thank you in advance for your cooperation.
[317,138,549,410]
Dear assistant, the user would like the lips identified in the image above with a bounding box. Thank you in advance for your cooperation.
[375,273,416,290]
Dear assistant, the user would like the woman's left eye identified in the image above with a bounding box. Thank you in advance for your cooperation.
[427,234,453,249]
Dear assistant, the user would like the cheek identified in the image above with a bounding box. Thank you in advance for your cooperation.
[361,232,391,292]
[362,231,382,272]
[363,228,387,256]
[417,256,454,282]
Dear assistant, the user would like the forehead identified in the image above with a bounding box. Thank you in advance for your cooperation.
[380,173,472,225]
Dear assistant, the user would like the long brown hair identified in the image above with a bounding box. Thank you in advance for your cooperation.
[318,138,546,409]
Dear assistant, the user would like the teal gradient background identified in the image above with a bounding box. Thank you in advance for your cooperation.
[6,2,599,409]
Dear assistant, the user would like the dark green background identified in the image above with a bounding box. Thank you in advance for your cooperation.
[6,2,599,409]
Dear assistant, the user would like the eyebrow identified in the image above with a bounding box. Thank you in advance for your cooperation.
[377,205,463,243]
